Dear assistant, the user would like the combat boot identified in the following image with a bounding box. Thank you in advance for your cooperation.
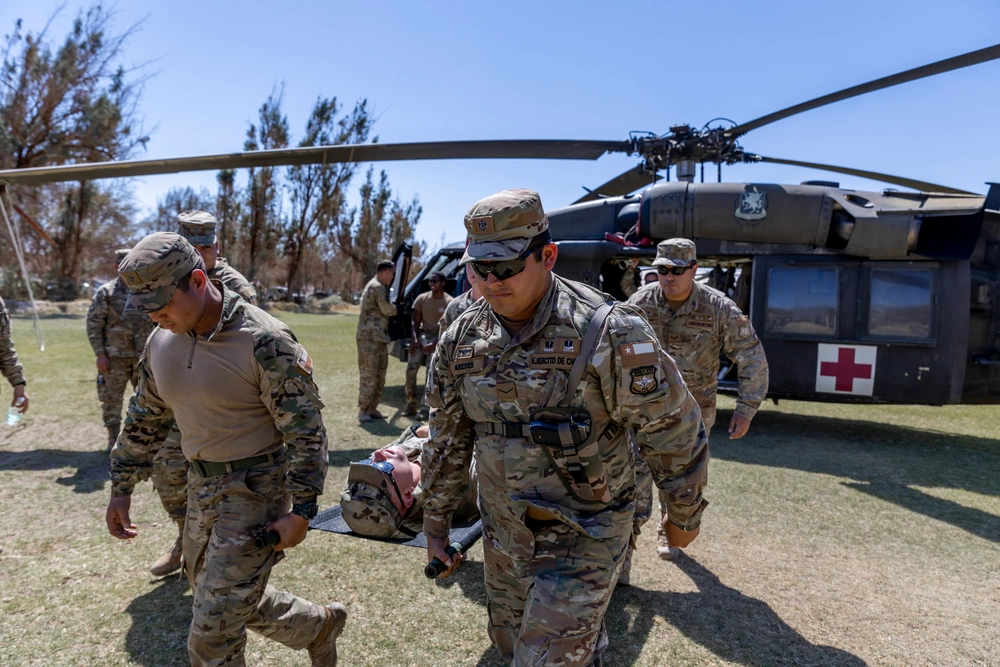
[357,410,372,423]
[106,425,120,452]
[656,532,680,561]
[150,535,183,576]
[404,404,418,417]
[369,409,385,420]
[307,602,348,666]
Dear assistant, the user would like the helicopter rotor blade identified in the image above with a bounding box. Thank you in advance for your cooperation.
[573,165,658,204]
[0,139,628,186]
[728,43,1000,138]
[755,156,976,194]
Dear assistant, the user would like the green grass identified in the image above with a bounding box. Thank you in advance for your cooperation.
[1,311,998,666]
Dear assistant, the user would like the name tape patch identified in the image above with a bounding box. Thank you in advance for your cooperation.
[529,354,577,370]
[451,357,484,375]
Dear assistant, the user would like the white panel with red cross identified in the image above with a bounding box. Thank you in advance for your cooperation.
[815,344,877,396]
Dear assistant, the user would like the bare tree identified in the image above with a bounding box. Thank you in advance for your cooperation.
[139,185,213,235]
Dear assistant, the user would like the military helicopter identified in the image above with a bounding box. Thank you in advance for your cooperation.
[1,44,998,406]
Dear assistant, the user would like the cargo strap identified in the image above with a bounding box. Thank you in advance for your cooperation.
[556,300,615,408]
[474,422,530,438]
[189,452,276,477]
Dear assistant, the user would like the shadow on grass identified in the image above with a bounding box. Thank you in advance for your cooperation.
[0,448,109,493]
[123,576,192,666]
[431,561,507,667]
[713,409,1000,543]
[604,553,866,667]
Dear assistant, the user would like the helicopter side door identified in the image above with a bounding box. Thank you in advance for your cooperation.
[751,256,969,405]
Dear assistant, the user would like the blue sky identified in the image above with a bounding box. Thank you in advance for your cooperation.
[4,0,1000,249]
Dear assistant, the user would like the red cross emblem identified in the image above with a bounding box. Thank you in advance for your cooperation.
[815,344,877,396]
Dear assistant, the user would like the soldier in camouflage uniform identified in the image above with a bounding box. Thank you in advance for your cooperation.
[418,190,710,667]
[178,210,257,305]
[86,249,157,451]
[356,259,397,423]
[628,238,767,560]
[141,211,262,577]
[437,264,483,338]
[406,272,453,417]
[0,296,29,417]
[340,424,479,538]
[105,233,346,667]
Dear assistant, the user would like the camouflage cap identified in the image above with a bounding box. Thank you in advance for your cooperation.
[340,462,403,538]
[652,238,697,267]
[177,210,218,246]
[461,188,550,264]
[114,248,131,263]
[119,232,202,313]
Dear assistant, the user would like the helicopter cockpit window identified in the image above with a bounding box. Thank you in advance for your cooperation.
[866,268,932,339]
[765,268,838,336]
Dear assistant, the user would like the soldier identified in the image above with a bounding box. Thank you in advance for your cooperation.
[628,238,767,560]
[177,210,258,305]
[105,233,345,667]
[437,264,484,338]
[86,248,156,450]
[0,295,28,418]
[140,210,261,577]
[418,189,710,667]
[406,272,452,418]
[356,259,397,423]
[340,424,479,539]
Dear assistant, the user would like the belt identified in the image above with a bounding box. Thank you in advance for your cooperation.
[189,452,276,477]
[474,421,531,438]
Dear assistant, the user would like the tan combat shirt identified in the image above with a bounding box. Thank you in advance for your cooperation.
[110,286,328,503]
[628,280,768,419]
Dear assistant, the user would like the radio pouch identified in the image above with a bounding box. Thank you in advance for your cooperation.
[530,300,616,504]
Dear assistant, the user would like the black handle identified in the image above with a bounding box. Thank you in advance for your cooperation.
[253,529,281,550]
[424,541,463,579]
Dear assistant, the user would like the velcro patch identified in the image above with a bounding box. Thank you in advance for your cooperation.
[470,215,495,234]
[619,340,659,368]
[456,345,475,360]
[295,346,313,375]
[496,381,517,401]
[528,353,577,370]
[688,316,714,330]
[629,365,659,395]
[451,357,484,375]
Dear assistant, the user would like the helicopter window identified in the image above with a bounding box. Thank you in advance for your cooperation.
[765,267,838,336]
[867,269,932,339]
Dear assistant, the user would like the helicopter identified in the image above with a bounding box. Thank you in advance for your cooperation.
[0,43,998,406]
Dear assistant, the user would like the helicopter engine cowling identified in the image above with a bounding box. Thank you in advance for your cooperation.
[638,182,985,260]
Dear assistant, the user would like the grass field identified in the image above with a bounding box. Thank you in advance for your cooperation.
[0,310,998,666]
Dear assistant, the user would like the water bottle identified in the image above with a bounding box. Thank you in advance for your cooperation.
[6,396,25,426]
[97,373,105,386]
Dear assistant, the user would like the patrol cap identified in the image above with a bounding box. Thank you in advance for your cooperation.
[652,238,697,267]
[177,210,218,246]
[461,188,550,264]
[340,462,403,538]
[118,232,202,313]
[114,248,131,263]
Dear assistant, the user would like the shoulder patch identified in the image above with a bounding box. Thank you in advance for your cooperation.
[629,365,659,395]
[295,346,313,375]
[619,340,659,368]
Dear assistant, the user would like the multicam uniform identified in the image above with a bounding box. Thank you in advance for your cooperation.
[86,279,157,430]
[438,288,479,338]
[628,278,766,546]
[627,279,768,432]
[356,276,397,412]
[209,257,257,305]
[0,296,26,392]
[419,275,709,667]
[111,288,330,665]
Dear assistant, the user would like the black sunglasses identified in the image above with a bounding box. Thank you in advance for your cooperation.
[656,264,695,276]
[469,237,551,282]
